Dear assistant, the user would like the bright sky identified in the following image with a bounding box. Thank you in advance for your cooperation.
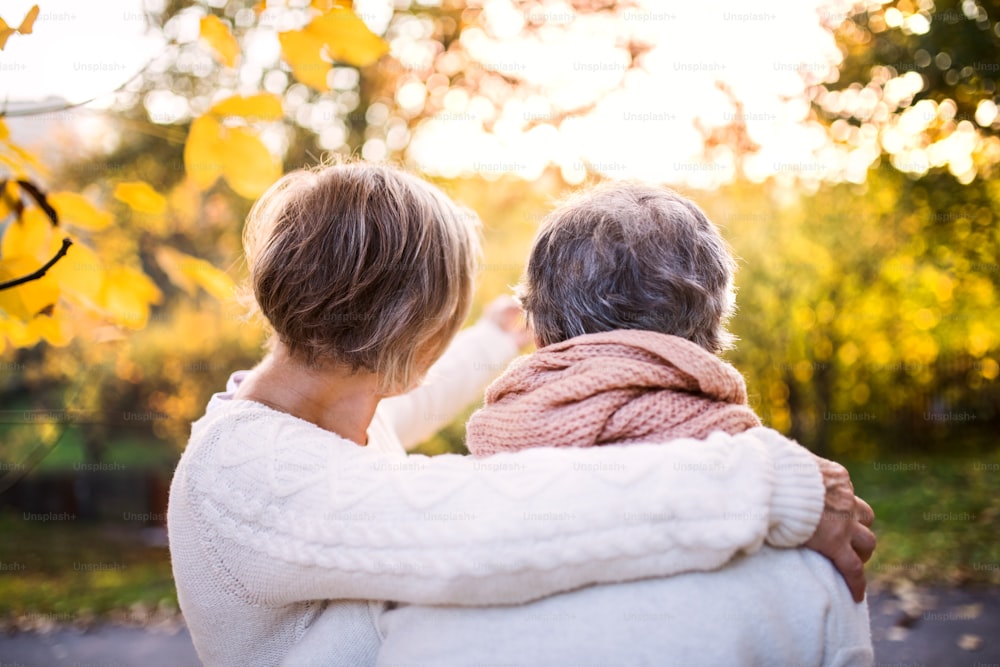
[406,0,866,188]
[0,0,984,188]
[0,0,160,107]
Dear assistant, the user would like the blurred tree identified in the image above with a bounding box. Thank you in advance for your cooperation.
[813,0,1000,181]
[0,0,392,487]
[826,0,1000,128]
[1,0,997,482]
[711,164,998,459]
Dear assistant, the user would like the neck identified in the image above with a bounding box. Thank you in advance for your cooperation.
[234,344,381,446]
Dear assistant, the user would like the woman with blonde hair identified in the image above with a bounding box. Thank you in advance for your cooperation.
[168,162,873,666]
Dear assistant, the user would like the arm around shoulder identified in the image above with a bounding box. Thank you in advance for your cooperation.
[190,415,825,607]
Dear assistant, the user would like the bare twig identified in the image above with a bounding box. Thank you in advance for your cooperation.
[0,237,73,291]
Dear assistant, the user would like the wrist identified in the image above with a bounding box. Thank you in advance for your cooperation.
[748,428,825,547]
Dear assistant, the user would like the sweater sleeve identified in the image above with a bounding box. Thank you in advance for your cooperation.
[378,320,520,451]
[182,412,824,608]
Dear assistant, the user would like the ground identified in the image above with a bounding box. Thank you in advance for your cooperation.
[1,586,998,666]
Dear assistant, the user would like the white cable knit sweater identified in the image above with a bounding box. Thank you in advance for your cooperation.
[167,322,825,667]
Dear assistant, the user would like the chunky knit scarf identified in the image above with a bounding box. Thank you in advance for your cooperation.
[466,329,761,455]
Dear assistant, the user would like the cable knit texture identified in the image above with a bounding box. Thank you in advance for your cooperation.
[168,323,825,667]
[376,332,872,667]
[467,330,761,455]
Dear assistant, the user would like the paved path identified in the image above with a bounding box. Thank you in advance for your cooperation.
[1,588,997,666]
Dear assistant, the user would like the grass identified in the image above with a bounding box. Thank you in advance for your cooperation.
[844,454,1000,586]
[0,514,177,623]
[0,452,996,623]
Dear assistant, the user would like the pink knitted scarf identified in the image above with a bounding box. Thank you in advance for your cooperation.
[466,329,761,456]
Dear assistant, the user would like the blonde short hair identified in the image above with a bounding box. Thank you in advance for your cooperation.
[243,161,480,394]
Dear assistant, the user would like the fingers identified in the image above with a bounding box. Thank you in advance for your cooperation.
[834,550,867,603]
[851,524,877,564]
[854,496,875,527]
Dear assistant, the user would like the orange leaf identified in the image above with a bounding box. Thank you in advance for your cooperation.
[0,5,39,50]
[17,5,39,34]
[0,18,11,50]
[200,15,240,68]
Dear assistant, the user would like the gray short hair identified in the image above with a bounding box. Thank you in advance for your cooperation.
[519,182,737,353]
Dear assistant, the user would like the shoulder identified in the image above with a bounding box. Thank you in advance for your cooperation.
[175,400,362,504]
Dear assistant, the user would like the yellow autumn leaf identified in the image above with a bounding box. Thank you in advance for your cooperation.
[210,93,284,122]
[278,29,331,91]
[184,114,225,190]
[49,192,113,231]
[0,315,39,347]
[5,142,46,175]
[156,247,235,300]
[183,258,235,300]
[2,207,55,262]
[200,15,240,68]
[155,247,196,295]
[114,181,167,215]
[0,180,17,220]
[0,143,39,180]
[0,118,8,141]
[220,127,282,199]
[312,0,352,10]
[48,241,104,306]
[0,19,14,51]
[18,5,39,34]
[0,5,38,50]
[167,180,202,229]
[310,8,388,67]
[0,255,60,320]
[27,308,72,347]
[99,266,163,330]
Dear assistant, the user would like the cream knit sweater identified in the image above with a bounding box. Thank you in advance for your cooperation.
[168,322,825,667]
[371,331,873,667]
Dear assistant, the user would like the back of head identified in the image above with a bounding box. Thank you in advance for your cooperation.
[520,182,736,353]
[242,160,481,394]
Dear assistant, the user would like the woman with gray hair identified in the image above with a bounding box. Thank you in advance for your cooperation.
[168,164,872,666]
[370,182,875,666]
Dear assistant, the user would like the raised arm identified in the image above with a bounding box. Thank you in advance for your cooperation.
[378,318,519,451]
[174,415,824,607]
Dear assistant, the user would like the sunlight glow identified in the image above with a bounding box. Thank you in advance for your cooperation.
[408,0,863,188]
[0,0,160,108]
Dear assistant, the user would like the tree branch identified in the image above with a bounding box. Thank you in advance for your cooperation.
[0,237,73,291]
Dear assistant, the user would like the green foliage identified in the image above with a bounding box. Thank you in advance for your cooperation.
[845,454,1000,585]
[700,166,999,458]
[0,513,176,620]
[830,0,1000,127]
